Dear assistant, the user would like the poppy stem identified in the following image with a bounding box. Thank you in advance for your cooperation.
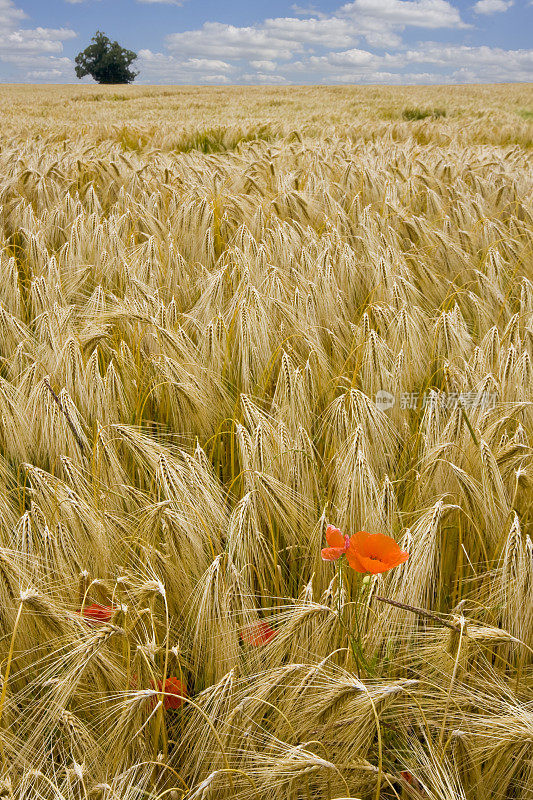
[374,595,461,632]
[153,589,170,761]
[350,571,364,673]
[336,561,372,676]
[354,578,375,676]
[336,560,359,675]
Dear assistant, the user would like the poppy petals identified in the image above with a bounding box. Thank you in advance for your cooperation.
[320,526,408,574]
[325,525,345,548]
[322,525,350,561]
[151,677,187,710]
[348,531,409,574]
[160,677,186,710]
[241,621,276,646]
[321,546,347,561]
[78,603,115,624]
[345,543,367,572]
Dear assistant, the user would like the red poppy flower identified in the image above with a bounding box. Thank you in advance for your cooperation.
[154,677,187,710]
[346,530,409,574]
[321,525,350,561]
[241,621,276,646]
[321,525,408,574]
[400,771,425,795]
[78,603,114,624]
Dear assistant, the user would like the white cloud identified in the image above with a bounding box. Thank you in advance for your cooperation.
[0,54,74,81]
[136,48,234,83]
[0,27,76,60]
[1,0,526,86]
[165,3,466,67]
[290,4,328,18]
[0,1,76,81]
[473,0,513,13]
[185,58,232,71]
[364,30,403,47]
[399,43,533,82]
[242,73,287,83]
[327,70,400,82]
[151,0,527,86]
[326,47,375,65]
[166,21,309,60]
[250,60,277,71]
[262,16,362,48]
[0,0,26,25]
[283,40,533,85]
[28,68,64,77]
[340,0,466,28]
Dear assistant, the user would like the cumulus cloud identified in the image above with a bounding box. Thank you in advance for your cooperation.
[0,1,76,81]
[165,2,465,65]
[166,21,314,60]
[241,73,288,83]
[473,0,513,13]
[136,48,234,83]
[266,16,378,49]
[339,0,466,28]
[28,68,64,77]
[250,60,277,71]
[2,0,527,86]
[300,41,533,84]
[326,48,375,65]
[0,27,76,59]
[0,0,26,25]
[364,30,403,47]
[154,0,533,86]
[290,4,328,17]
[399,42,533,81]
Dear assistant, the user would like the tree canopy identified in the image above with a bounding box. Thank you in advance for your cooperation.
[75,31,138,84]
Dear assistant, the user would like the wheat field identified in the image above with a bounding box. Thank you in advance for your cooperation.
[0,83,531,800]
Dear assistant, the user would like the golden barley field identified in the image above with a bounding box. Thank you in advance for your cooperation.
[0,83,531,800]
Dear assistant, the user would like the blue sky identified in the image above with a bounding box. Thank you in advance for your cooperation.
[0,0,531,84]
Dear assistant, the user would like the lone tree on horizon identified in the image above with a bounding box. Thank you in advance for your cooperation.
[75,31,138,84]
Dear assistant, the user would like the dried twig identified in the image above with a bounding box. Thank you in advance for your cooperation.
[374,595,461,632]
